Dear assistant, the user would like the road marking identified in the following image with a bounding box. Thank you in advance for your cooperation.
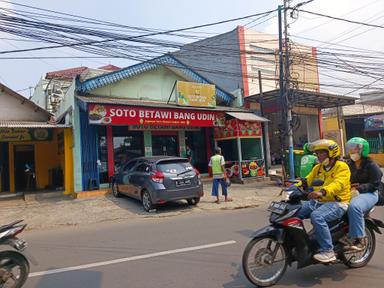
[29,240,237,277]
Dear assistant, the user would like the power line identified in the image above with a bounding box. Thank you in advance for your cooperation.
[294,0,382,34]
[296,8,384,29]
[290,35,384,55]
[1,1,383,96]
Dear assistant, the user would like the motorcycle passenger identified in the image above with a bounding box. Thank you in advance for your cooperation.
[339,137,382,251]
[297,139,351,263]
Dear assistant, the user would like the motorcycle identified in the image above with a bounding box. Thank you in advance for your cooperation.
[242,180,384,287]
[0,220,34,288]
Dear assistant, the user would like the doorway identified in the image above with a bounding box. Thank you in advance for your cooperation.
[14,145,36,192]
[185,129,209,173]
[152,133,178,156]
[0,143,10,192]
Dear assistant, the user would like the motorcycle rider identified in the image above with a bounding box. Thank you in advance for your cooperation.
[339,137,382,251]
[297,139,351,263]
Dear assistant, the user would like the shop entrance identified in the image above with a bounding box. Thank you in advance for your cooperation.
[14,145,35,192]
[0,143,10,192]
[185,129,209,173]
[152,132,178,156]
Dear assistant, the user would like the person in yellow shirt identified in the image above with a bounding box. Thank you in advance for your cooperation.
[297,139,351,263]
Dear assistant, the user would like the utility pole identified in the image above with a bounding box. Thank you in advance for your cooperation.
[277,5,286,183]
[278,1,295,182]
[284,0,295,181]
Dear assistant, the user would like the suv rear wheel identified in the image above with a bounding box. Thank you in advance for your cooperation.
[142,190,154,212]
[187,197,200,206]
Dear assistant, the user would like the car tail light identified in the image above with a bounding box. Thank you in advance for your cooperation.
[151,171,164,183]
[194,168,201,179]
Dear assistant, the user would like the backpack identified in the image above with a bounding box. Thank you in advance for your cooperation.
[377,182,384,206]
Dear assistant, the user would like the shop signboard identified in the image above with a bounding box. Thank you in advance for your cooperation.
[88,104,225,127]
[0,128,52,142]
[364,114,384,131]
[214,119,262,140]
[176,81,216,108]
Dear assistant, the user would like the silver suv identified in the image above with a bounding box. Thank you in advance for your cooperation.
[111,156,203,211]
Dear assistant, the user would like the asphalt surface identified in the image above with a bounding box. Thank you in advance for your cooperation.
[22,206,384,288]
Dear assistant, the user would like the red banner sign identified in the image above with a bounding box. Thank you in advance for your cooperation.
[88,104,225,127]
[214,119,262,139]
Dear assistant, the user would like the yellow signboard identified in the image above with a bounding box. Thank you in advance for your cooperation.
[176,81,216,107]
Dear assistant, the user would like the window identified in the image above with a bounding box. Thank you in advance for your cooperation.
[122,160,138,173]
[112,127,144,173]
[249,44,274,54]
[157,160,192,174]
[250,66,275,75]
[135,162,151,173]
[250,56,276,64]
[152,135,178,156]
[241,138,262,160]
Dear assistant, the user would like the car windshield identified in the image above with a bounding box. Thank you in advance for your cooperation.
[157,160,193,174]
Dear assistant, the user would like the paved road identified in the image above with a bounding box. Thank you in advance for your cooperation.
[22,207,384,288]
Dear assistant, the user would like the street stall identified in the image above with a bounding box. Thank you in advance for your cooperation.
[214,112,268,182]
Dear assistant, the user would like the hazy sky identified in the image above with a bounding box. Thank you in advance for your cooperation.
[0,0,383,97]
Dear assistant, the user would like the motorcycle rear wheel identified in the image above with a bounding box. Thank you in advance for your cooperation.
[341,226,376,268]
[0,251,29,288]
[242,237,288,287]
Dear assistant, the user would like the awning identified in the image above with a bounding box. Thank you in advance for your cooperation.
[226,112,269,122]
[245,88,356,109]
[0,121,70,128]
[76,95,247,113]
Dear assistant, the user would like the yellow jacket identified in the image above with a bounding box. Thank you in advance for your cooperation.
[306,160,351,204]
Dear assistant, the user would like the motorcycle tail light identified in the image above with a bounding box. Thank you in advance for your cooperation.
[0,225,26,239]
[281,218,303,228]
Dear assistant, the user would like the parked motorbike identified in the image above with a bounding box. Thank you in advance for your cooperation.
[242,180,384,287]
[0,220,33,288]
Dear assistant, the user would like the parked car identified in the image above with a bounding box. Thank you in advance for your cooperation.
[111,156,203,211]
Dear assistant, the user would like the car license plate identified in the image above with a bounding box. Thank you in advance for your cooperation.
[267,201,288,215]
[176,179,191,187]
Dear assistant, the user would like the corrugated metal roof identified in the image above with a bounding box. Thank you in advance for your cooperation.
[0,121,70,128]
[76,96,247,113]
[246,88,356,109]
[226,112,269,122]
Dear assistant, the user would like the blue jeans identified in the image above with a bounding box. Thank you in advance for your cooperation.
[348,192,378,238]
[297,200,347,252]
[211,178,227,197]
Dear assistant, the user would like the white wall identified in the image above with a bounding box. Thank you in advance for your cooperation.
[0,89,48,121]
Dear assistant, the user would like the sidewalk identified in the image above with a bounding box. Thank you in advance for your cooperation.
[0,181,282,231]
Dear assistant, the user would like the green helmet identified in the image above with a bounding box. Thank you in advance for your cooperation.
[346,137,370,157]
[303,143,311,155]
